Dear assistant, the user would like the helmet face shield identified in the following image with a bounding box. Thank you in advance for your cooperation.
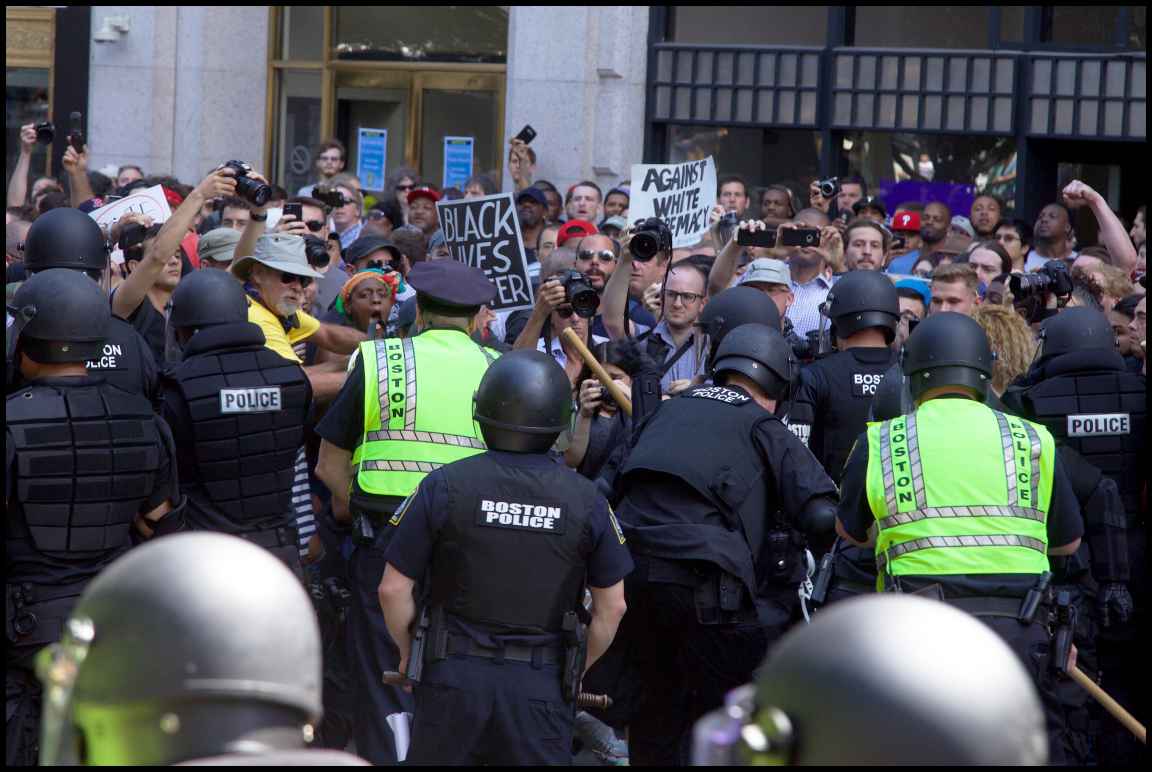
[37,616,96,766]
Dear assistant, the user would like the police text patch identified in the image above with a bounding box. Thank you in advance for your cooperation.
[1067,413,1129,437]
[687,386,750,405]
[851,372,884,397]
[476,499,566,534]
[219,387,282,413]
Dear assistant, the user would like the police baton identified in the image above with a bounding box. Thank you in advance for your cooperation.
[560,327,632,417]
[1068,666,1145,744]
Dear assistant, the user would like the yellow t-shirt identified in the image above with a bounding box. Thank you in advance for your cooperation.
[247,297,320,363]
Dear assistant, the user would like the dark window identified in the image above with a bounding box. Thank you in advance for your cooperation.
[334,6,507,63]
[671,7,828,46]
[1047,6,1145,50]
[998,7,1027,44]
[852,7,991,50]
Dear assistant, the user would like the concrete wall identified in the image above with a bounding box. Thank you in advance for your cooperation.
[503,6,650,200]
[87,6,269,183]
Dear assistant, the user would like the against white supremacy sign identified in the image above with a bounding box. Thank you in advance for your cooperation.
[629,157,717,248]
[437,192,534,312]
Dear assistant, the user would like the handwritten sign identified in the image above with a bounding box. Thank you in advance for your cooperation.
[629,157,717,248]
[88,185,173,231]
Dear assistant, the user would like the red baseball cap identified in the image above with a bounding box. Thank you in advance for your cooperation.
[891,210,921,232]
[557,219,598,247]
[407,186,441,206]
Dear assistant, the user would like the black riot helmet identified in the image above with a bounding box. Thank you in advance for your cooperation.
[902,312,994,403]
[691,595,1047,765]
[7,268,109,365]
[37,533,322,766]
[697,286,782,368]
[22,206,111,278]
[711,323,796,401]
[473,349,572,453]
[868,363,913,421]
[1037,307,1116,363]
[168,267,249,330]
[825,270,900,343]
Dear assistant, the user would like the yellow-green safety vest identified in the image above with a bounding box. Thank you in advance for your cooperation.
[864,399,1055,591]
[353,329,497,499]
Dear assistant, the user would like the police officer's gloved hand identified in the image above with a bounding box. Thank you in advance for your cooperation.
[1096,582,1134,628]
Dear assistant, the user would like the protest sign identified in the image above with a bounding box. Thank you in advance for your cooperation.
[629,157,717,248]
[356,128,388,191]
[88,185,173,231]
[442,136,474,190]
[437,192,534,312]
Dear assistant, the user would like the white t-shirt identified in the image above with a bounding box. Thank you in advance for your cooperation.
[1025,249,1077,272]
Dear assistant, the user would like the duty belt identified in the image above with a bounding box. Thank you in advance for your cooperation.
[940,595,1037,622]
[445,634,564,666]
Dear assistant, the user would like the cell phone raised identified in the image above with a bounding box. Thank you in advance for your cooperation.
[283,202,303,222]
[736,227,777,248]
[67,112,85,153]
[514,124,537,145]
[779,228,821,248]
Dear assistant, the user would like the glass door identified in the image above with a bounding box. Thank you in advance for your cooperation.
[416,72,505,189]
[335,70,412,192]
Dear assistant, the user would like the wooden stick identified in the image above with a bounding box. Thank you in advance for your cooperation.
[1069,666,1145,743]
[560,327,633,417]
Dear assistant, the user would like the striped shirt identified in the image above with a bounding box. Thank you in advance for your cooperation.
[787,273,836,337]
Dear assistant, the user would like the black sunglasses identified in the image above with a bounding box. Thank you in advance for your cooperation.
[304,219,326,232]
[555,305,575,318]
[279,271,314,289]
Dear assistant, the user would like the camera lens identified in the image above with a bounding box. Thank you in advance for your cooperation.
[1008,272,1050,298]
[631,231,659,261]
[35,123,55,145]
[561,270,601,318]
[235,175,272,207]
[303,235,330,268]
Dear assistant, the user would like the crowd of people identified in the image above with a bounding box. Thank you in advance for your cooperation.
[5,121,1147,766]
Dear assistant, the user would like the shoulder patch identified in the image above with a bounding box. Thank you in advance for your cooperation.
[388,492,416,527]
[608,505,626,545]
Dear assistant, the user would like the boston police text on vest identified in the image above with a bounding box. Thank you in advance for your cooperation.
[480,499,562,531]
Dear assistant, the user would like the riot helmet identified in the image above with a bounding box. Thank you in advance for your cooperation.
[168,267,249,330]
[7,268,109,365]
[824,270,900,343]
[868,363,913,421]
[711,323,796,401]
[38,533,322,766]
[697,286,782,368]
[473,349,572,453]
[22,207,110,278]
[902,312,993,403]
[1037,307,1116,363]
[692,595,1047,765]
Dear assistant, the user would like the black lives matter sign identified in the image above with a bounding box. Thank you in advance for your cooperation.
[629,157,717,249]
[437,192,534,312]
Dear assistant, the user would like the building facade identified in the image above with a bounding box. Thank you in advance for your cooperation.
[6,6,1145,229]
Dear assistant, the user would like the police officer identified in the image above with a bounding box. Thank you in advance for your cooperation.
[314,259,500,764]
[835,312,1086,764]
[692,595,1049,765]
[6,269,183,766]
[36,533,369,766]
[1003,307,1144,766]
[695,285,781,365]
[12,207,158,400]
[378,350,632,764]
[610,322,839,766]
[787,270,900,484]
[159,268,312,577]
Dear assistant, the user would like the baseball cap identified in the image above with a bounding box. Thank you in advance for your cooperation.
[557,219,598,247]
[895,278,932,308]
[407,186,441,206]
[345,235,401,266]
[600,215,629,234]
[890,211,921,232]
[950,215,976,239]
[515,187,547,207]
[739,258,791,287]
[853,196,887,217]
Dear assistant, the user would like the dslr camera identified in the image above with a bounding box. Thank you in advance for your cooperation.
[1008,259,1073,300]
[556,269,600,318]
[33,122,55,145]
[630,217,673,261]
[816,176,840,199]
[221,161,272,206]
[302,234,331,269]
[314,186,349,210]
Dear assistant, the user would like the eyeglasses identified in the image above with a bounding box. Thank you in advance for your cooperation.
[319,154,343,163]
[279,271,314,289]
[577,249,617,263]
[304,220,326,232]
[664,290,703,305]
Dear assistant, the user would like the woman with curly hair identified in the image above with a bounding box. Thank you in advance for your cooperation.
[971,303,1038,395]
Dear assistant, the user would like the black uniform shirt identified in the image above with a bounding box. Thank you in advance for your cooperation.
[837,398,1085,598]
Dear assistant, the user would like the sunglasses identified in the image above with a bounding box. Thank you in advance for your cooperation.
[304,220,326,232]
[577,249,617,263]
[555,305,576,318]
[396,183,415,192]
[279,271,314,289]
[366,259,394,272]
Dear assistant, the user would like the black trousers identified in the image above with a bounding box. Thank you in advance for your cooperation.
[623,579,769,766]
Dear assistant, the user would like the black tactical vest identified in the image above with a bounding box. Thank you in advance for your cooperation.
[6,379,162,560]
[427,453,596,634]
[165,323,310,530]
[619,385,776,589]
[1019,350,1146,517]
